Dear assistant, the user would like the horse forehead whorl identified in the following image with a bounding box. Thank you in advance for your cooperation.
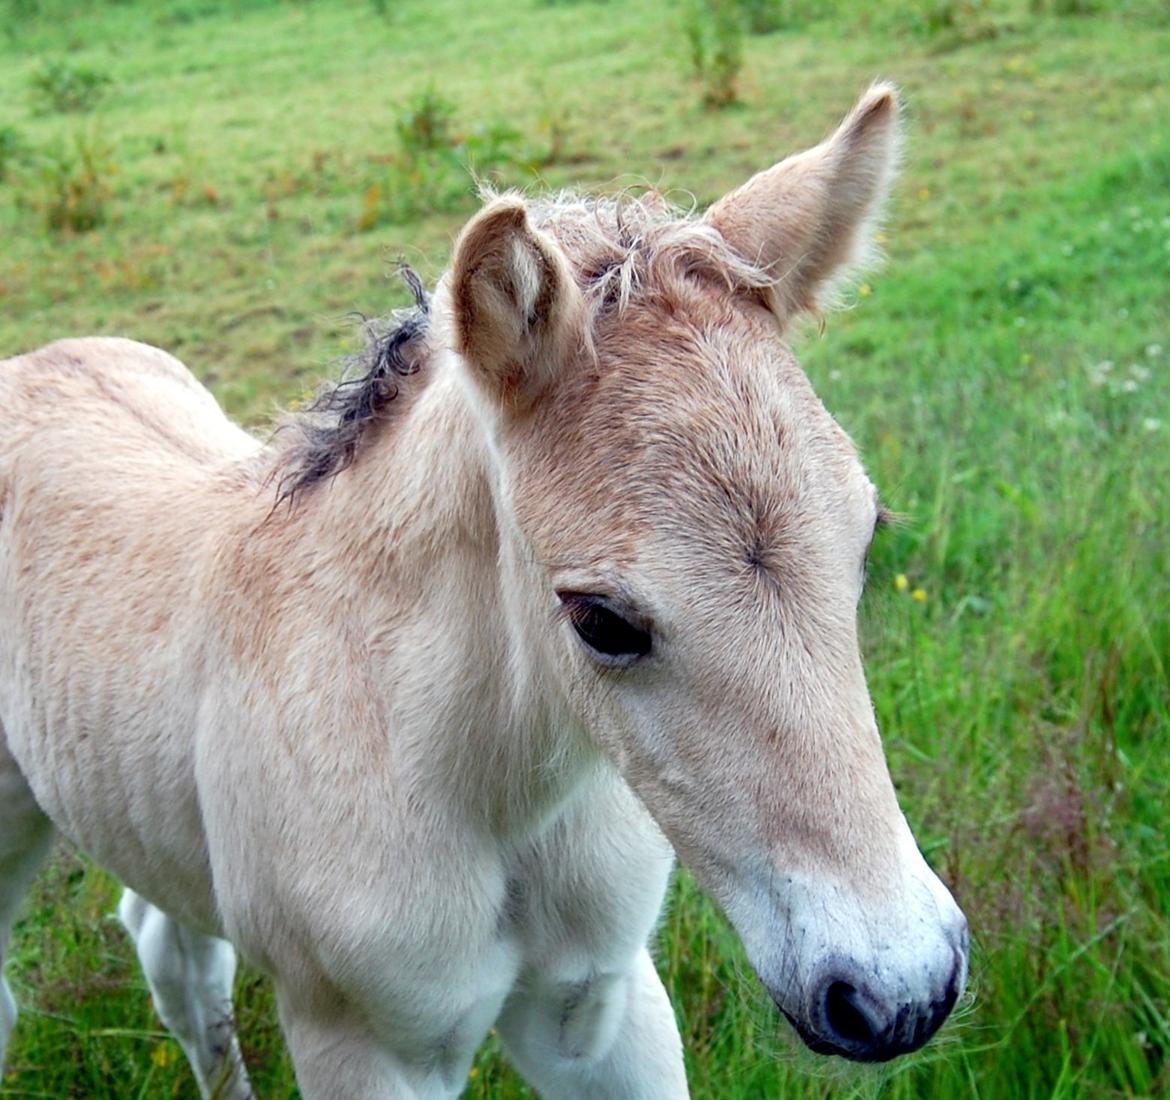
[511,273,862,578]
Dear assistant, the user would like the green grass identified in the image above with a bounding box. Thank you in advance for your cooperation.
[2,0,1169,1096]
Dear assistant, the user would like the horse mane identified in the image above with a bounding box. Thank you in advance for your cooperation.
[273,265,430,507]
[271,190,771,507]
[526,188,774,316]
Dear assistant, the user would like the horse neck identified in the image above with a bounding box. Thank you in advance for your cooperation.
[255,354,600,839]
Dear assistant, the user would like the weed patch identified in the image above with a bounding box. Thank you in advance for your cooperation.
[737,0,813,33]
[28,57,113,114]
[358,90,540,230]
[682,0,745,108]
[0,124,24,182]
[395,86,457,160]
[20,128,117,232]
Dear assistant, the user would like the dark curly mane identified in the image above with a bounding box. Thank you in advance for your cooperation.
[270,190,772,509]
[274,266,430,506]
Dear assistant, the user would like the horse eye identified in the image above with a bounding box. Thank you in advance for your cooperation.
[558,593,652,666]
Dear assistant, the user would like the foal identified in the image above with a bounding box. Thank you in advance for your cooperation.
[0,84,967,1098]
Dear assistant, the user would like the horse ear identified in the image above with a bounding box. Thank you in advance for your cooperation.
[705,82,902,323]
[450,195,586,408]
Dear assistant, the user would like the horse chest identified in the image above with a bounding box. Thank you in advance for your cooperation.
[264,795,669,1063]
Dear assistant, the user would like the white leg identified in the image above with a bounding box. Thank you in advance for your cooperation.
[277,991,462,1100]
[497,947,689,1099]
[118,889,253,1100]
[0,734,55,1070]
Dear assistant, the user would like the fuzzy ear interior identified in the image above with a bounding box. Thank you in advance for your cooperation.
[450,196,586,409]
[705,82,902,323]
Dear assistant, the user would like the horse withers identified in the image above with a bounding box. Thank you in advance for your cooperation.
[0,84,968,1098]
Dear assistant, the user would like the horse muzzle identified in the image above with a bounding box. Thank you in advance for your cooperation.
[772,907,968,1063]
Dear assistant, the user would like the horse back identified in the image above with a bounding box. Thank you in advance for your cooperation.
[0,337,261,933]
[0,337,257,463]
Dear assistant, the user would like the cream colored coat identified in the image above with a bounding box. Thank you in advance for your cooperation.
[0,85,967,1099]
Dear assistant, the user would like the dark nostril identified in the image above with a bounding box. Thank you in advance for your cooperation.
[822,981,881,1048]
[795,959,962,1063]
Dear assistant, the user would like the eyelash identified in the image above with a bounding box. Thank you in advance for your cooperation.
[557,592,653,667]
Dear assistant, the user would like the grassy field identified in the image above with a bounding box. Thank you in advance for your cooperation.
[2,0,1169,1096]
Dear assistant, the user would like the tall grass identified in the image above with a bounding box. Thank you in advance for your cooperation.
[1,0,1168,1096]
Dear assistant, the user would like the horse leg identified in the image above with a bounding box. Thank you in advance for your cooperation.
[0,727,56,1070]
[496,946,689,1099]
[277,989,466,1100]
[118,890,254,1100]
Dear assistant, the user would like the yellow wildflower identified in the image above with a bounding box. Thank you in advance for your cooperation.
[151,1042,178,1068]
[911,588,927,602]
[894,574,909,591]
[858,283,872,298]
